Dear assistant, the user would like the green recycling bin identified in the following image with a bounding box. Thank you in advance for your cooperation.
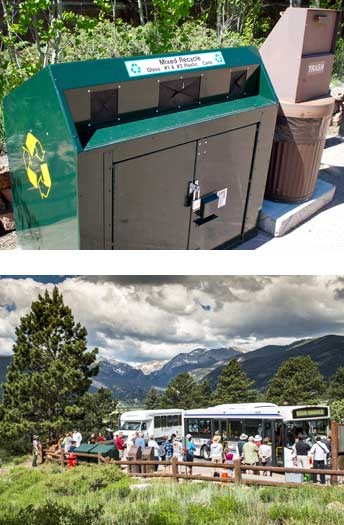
[74,443,98,463]
[4,47,278,249]
[88,444,120,463]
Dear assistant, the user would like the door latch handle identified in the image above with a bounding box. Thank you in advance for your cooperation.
[187,180,201,212]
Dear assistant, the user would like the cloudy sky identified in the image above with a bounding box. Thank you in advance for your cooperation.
[0,275,343,365]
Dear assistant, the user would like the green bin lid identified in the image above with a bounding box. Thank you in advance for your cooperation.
[75,444,98,454]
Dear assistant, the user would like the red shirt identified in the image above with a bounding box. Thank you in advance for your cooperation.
[97,435,105,442]
[115,436,125,451]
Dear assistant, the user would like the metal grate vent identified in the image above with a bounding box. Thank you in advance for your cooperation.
[159,77,201,110]
[91,89,119,122]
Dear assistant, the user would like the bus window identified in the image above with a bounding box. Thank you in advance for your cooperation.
[199,419,211,436]
[228,420,242,440]
[244,419,263,438]
[154,416,161,428]
[161,416,167,427]
[213,420,227,439]
[187,419,199,433]
[141,422,147,431]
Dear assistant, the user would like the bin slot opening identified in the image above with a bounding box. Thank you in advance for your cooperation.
[159,77,201,110]
[91,89,119,123]
[229,69,248,98]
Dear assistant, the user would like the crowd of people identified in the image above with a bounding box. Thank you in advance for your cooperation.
[33,427,333,484]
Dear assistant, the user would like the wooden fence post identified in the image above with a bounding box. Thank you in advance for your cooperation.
[171,456,178,482]
[331,421,339,485]
[60,449,65,468]
[233,459,242,484]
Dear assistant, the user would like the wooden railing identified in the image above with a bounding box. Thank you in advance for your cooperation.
[44,450,344,488]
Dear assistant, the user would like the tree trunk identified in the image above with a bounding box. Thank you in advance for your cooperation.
[0,0,21,69]
[137,0,145,25]
[216,0,222,37]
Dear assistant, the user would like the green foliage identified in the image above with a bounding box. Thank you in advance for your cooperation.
[212,359,257,404]
[151,0,195,52]
[329,399,344,423]
[144,387,162,409]
[328,367,344,401]
[159,373,212,409]
[76,388,117,436]
[266,356,326,405]
[333,36,344,80]
[2,466,344,525]
[0,286,99,446]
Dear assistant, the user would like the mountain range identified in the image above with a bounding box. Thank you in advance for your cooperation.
[0,335,343,402]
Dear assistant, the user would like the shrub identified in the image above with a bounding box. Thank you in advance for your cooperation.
[0,500,103,525]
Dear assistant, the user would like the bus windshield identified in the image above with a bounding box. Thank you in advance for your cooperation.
[285,419,329,446]
[120,421,141,431]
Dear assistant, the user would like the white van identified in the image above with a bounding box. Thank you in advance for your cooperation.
[118,409,184,443]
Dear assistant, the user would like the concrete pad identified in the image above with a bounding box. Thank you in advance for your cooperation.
[258,179,336,237]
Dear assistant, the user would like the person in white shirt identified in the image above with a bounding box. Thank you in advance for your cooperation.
[148,435,160,471]
[259,437,272,476]
[72,430,82,448]
[310,436,329,485]
[210,435,223,475]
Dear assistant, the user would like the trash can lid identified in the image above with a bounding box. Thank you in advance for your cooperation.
[279,96,335,118]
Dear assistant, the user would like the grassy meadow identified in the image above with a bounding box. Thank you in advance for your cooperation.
[1,463,344,524]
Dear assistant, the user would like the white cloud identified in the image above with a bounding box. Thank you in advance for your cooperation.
[0,276,343,362]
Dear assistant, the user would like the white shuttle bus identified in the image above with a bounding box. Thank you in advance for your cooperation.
[118,409,184,443]
[183,403,330,465]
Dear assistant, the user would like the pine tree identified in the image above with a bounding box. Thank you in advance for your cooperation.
[144,387,162,409]
[0,287,99,442]
[328,367,344,401]
[266,355,326,405]
[192,380,212,408]
[212,359,257,404]
[77,388,118,435]
[160,373,198,409]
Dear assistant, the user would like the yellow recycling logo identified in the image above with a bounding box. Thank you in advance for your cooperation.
[22,132,52,199]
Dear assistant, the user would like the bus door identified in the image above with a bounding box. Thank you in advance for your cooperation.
[274,420,285,466]
[212,419,228,441]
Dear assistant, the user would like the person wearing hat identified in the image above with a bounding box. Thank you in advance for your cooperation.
[237,433,248,460]
[243,436,259,474]
[210,435,223,475]
[32,435,39,467]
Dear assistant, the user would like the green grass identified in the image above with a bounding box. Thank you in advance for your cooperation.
[1,464,344,524]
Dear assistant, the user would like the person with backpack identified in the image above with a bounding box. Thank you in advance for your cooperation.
[292,433,311,470]
[236,433,248,461]
[163,435,174,471]
[310,436,329,484]
[185,434,196,475]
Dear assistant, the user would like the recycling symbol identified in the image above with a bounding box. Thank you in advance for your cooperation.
[131,63,141,75]
[215,53,223,63]
[22,132,52,199]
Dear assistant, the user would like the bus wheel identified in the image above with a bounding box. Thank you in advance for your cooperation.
[201,445,210,460]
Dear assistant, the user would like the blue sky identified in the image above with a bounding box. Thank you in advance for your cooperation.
[0,276,343,364]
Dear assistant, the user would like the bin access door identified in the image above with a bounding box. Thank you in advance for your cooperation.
[188,125,257,249]
[113,142,196,249]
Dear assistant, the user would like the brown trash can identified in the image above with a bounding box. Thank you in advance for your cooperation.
[127,446,142,474]
[265,97,334,203]
[141,447,155,474]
